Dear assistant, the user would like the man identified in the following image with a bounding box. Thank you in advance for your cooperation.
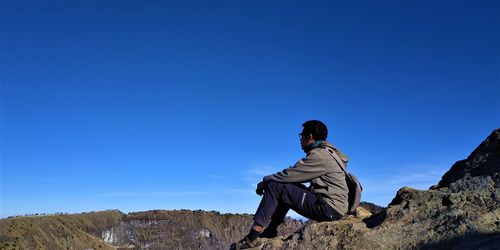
[233,120,349,249]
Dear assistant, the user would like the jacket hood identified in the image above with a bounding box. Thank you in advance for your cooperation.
[320,141,349,164]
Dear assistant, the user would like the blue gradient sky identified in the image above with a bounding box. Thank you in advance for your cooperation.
[1,0,499,218]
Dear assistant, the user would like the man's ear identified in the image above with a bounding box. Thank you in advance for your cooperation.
[307,134,314,142]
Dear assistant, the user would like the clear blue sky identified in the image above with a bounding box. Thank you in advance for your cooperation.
[1,0,499,218]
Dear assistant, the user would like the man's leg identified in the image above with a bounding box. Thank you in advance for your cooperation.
[259,183,307,238]
[267,182,307,224]
[235,181,340,249]
[254,181,307,228]
[236,182,291,247]
[271,201,290,223]
[254,181,340,227]
[259,202,289,238]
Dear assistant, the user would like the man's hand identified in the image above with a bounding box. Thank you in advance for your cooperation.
[256,181,266,196]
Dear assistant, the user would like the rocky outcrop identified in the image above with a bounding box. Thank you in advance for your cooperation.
[259,129,500,249]
[437,129,500,188]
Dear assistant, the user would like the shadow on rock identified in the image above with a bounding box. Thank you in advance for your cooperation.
[418,232,500,250]
[363,210,387,229]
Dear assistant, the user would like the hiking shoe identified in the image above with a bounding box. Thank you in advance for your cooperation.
[229,236,262,250]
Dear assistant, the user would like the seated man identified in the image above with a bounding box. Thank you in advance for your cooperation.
[234,120,349,249]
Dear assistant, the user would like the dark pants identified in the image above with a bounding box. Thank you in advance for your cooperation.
[253,181,343,227]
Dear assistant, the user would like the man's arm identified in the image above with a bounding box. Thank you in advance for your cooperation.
[263,150,329,183]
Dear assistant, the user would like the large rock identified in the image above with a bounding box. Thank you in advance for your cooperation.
[259,129,500,250]
[437,129,500,188]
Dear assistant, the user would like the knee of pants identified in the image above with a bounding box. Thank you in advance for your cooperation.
[266,181,282,191]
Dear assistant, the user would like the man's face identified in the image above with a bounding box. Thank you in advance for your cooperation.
[300,131,314,151]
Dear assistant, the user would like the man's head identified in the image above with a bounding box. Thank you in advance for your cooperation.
[300,120,328,151]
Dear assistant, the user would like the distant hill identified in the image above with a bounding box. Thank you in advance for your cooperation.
[0,209,303,249]
[0,210,122,249]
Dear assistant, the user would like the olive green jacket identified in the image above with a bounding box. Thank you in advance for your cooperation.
[263,141,349,215]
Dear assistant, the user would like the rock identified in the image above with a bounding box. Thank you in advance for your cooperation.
[437,129,500,188]
[342,207,372,221]
[354,207,372,220]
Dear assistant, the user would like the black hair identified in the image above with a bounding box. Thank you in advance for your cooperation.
[302,120,328,141]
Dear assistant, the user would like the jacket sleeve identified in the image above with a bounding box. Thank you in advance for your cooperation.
[263,150,329,183]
